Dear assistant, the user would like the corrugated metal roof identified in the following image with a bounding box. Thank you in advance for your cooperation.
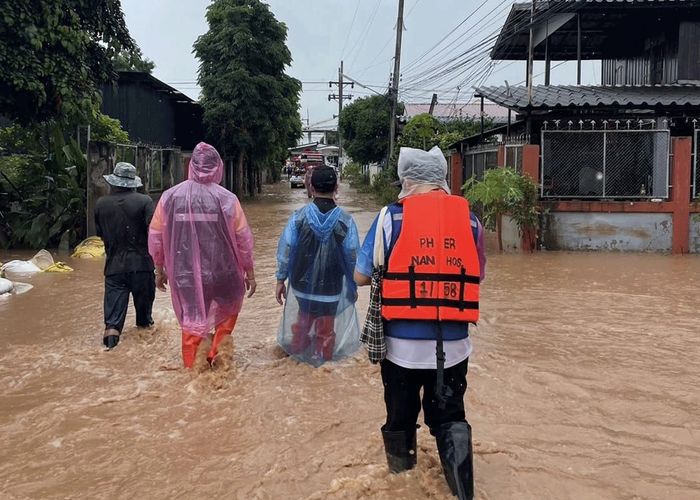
[473,85,700,110]
[491,1,696,60]
[514,0,688,7]
[404,103,510,121]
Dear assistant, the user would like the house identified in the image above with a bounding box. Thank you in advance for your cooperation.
[449,0,700,254]
[101,71,204,151]
[86,72,206,235]
[404,102,510,124]
[98,71,207,192]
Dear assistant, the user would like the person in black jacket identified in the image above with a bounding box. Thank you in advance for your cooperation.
[95,162,155,350]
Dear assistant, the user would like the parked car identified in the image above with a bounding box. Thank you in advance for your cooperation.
[290,169,305,188]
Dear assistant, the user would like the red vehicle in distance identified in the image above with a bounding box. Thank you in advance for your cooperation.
[289,151,325,198]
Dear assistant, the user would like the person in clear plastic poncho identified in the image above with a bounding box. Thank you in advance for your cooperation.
[275,166,361,367]
[148,142,256,368]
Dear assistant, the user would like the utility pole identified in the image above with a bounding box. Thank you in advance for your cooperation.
[388,0,405,165]
[428,93,438,115]
[306,108,312,143]
[329,60,353,170]
[527,0,536,105]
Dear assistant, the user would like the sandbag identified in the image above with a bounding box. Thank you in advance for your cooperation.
[11,282,33,295]
[29,249,55,270]
[0,280,33,296]
[72,236,105,259]
[1,250,73,278]
[1,260,41,277]
[44,262,74,273]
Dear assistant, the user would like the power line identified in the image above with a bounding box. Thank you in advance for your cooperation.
[340,1,361,59]
[406,0,422,17]
[400,0,582,93]
[401,0,513,81]
[401,4,514,86]
[354,0,421,79]
[402,0,496,74]
[347,0,383,69]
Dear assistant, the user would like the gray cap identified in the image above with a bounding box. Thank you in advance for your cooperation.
[103,162,142,188]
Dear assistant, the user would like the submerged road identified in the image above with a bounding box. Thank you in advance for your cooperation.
[1,181,699,499]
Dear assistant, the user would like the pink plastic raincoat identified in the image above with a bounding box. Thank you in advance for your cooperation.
[148,143,254,336]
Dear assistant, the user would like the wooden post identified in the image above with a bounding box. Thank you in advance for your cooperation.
[577,14,582,85]
[480,96,485,139]
[388,0,405,164]
[527,0,536,104]
[497,144,506,168]
[544,22,551,86]
[429,93,438,115]
[450,151,463,195]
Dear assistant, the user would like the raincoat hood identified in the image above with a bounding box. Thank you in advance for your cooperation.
[397,146,450,199]
[189,142,224,184]
[304,203,342,242]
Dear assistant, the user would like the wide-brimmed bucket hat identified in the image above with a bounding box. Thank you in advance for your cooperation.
[103,162,143,188]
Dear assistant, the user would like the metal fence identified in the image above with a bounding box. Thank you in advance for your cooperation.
[113,144,176,193]
[541,129,670,199]
[463,147,498,181]
[505,144,524,173]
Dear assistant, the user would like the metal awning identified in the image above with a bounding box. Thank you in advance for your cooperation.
[474,84,700,111]
[491,0,697,61]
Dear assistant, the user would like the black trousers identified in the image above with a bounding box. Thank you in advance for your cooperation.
[104,271,156,333]
[381,358,469,433]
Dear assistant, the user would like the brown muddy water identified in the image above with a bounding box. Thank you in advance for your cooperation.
[1,182,699,500]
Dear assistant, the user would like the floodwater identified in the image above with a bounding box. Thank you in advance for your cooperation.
[1,182,699,500]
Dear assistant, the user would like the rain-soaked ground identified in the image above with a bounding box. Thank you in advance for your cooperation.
[1,181,699,500]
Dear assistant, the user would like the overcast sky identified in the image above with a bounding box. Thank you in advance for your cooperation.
[120,0,598,129]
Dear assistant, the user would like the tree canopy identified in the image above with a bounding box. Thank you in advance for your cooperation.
[194,0,301,195]
[398,113,491,153]
[338,95,396,166]
[0,0,134,124]
[398,113,444,150]
[112,46,155,74]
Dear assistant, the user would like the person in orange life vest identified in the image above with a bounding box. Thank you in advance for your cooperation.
[275,166,361,366]
[354,146,486,500]
[148,142,256,369]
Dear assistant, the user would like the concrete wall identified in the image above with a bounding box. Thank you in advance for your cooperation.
[544,213,673,252]
[501,216,522,252]
[690,214,700,253]
[368,163,381,182]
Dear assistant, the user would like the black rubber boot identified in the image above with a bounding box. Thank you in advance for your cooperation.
[434,421,474,500]
[381,427,417,473]
[103,329,121,350]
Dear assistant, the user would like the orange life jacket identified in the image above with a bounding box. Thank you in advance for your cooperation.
[381,191,480,323]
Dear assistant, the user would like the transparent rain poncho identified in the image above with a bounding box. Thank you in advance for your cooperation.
[397,146,450,199]
[149,143,254,336]
[276,203,361,367]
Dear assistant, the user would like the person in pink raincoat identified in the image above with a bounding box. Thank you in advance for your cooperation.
[148,142,256,368]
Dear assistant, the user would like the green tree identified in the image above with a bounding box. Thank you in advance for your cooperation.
[463,168,539,253]
[0,0,134,124]
[398,114,488,153]
[398,113,445,150]
[339,95,394,165]
[194,0,302,196]
[444,117,492,138]
[112,46,155,74]
[321,130,339,146]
